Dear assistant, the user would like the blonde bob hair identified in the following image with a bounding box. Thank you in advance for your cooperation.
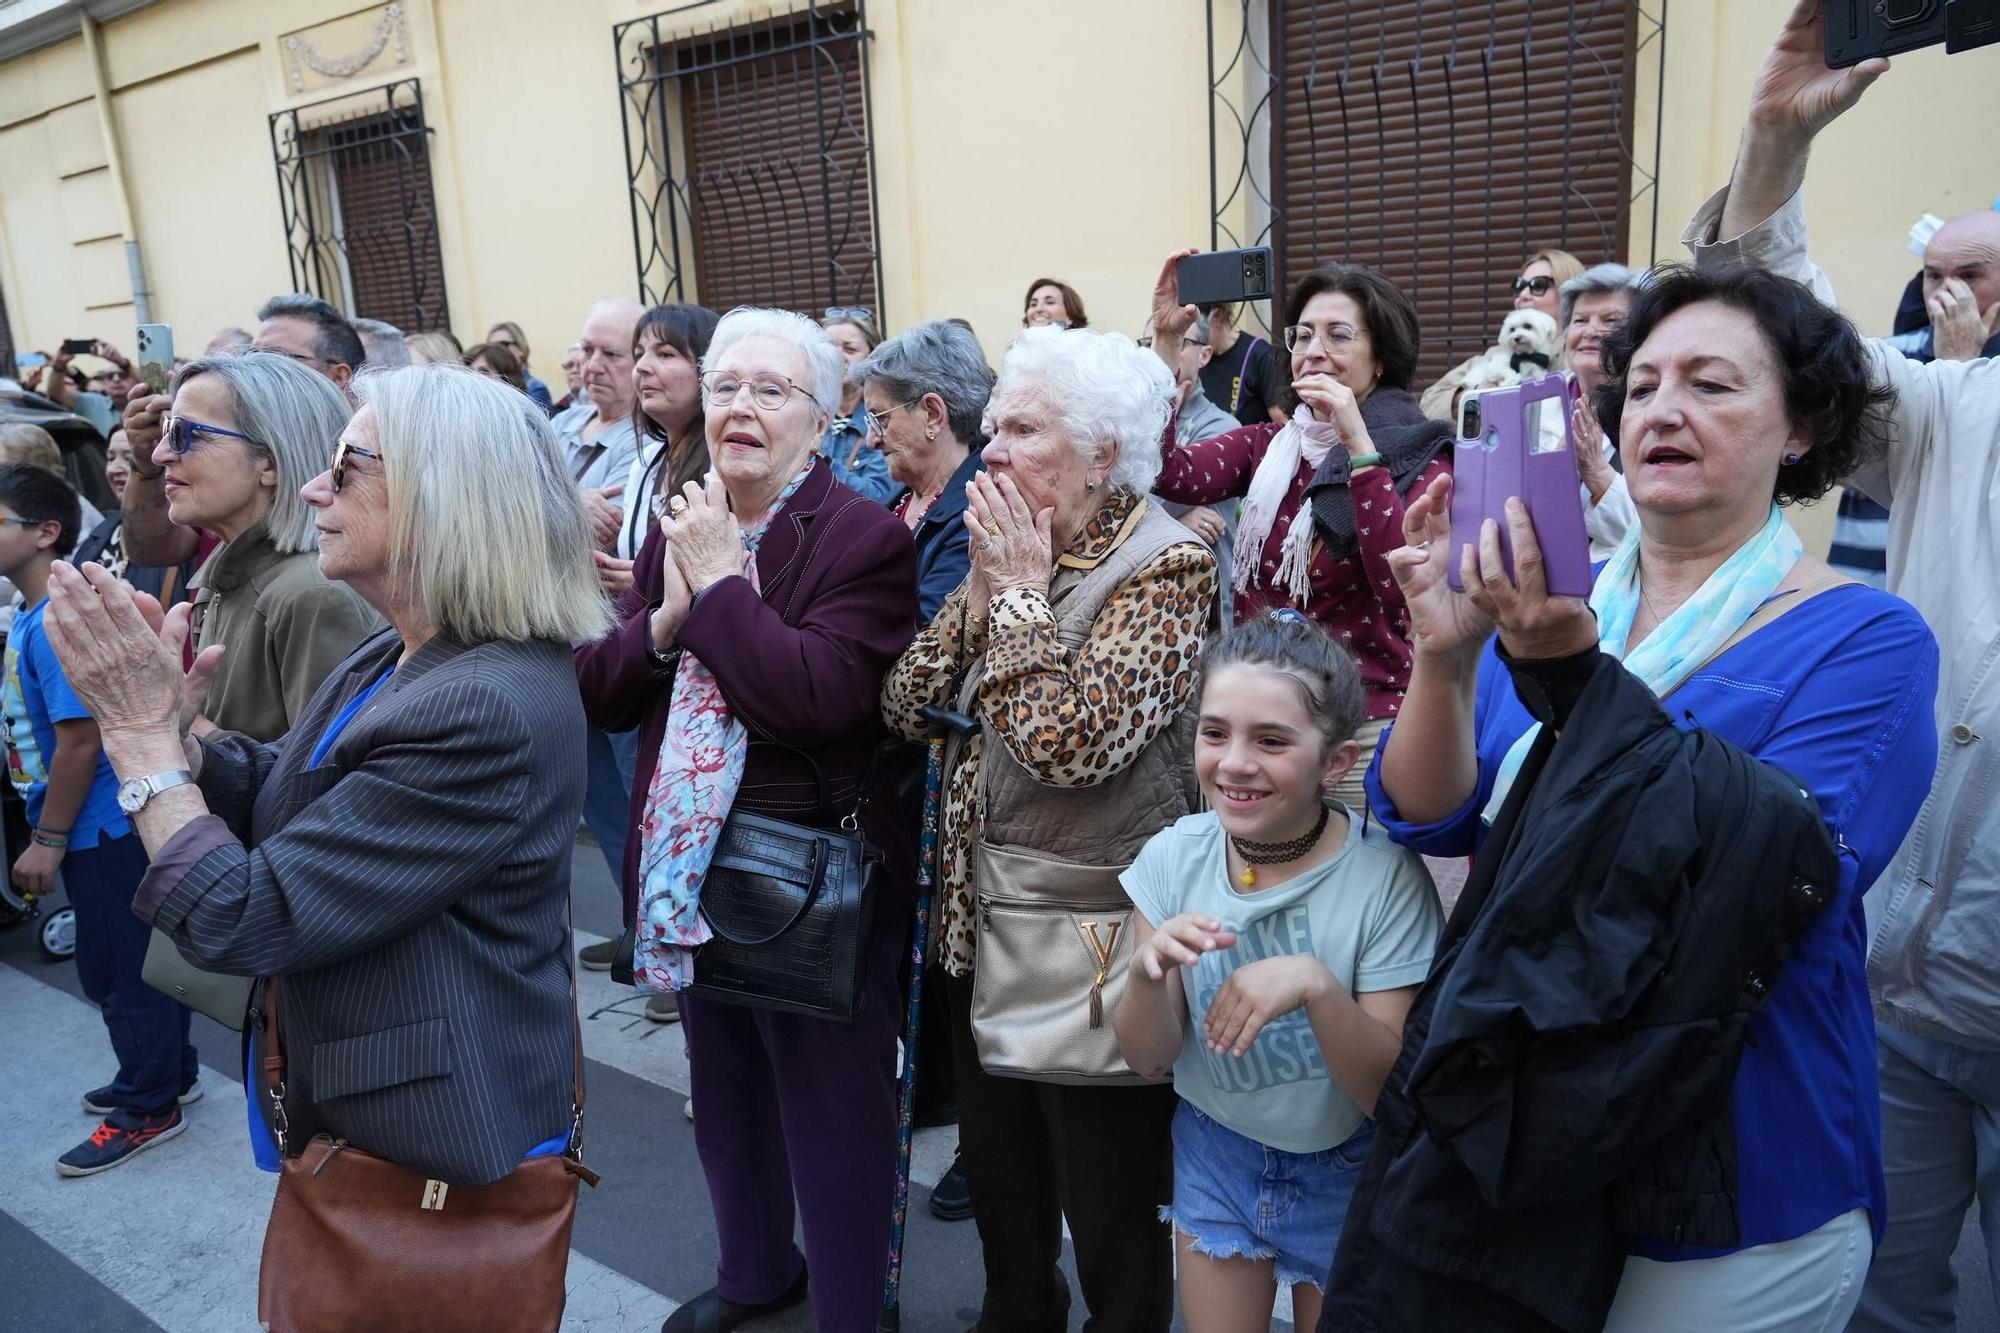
[353,364,611,644]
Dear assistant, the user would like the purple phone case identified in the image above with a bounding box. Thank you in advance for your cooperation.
[1447,373,1594,599]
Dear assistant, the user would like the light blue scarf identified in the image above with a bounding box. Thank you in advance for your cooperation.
[1480,506,1801,824]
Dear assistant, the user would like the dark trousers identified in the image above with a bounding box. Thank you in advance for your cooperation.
[68,830,195,1115]
[679,912,904,1333]
[946,972,1176,1333]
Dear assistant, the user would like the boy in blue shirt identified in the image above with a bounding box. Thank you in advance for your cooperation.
[0,463,198,1175]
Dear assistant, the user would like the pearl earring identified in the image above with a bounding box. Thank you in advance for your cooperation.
[1782,452,1802,466]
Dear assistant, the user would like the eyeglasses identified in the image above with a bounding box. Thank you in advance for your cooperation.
[161,413,266,456]
[824,306,875,324]
[702,373,812,412]
[1513,275,1557,297]
[255,348,327,367]
[0,515,41,527]
[864,398,921,435]
[1137,333,1209,350]
[1281,323,1363,353]
[330,437,382,493]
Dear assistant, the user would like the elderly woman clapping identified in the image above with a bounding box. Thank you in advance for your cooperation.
[853,319,993,620]
[42,366,612,1325]
[883,326,1218,1331]
[1562,262,1649,558]
[574,307,919,1333]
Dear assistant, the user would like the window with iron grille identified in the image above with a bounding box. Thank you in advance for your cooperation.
[269,79,450,334]
[1211,1,1665,384]
[617,2,882,320]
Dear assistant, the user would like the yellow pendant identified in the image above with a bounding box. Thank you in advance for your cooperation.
[1240,866,1257,887]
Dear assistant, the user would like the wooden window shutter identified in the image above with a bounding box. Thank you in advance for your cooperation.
[676,9,878,315]
[1275,2,1638,384]
[322,107,450,332]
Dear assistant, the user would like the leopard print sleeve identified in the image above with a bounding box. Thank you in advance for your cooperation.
[881,576,988,742]
[978,543,1218,787]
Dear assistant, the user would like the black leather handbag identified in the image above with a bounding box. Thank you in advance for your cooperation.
[615,750,881,1022]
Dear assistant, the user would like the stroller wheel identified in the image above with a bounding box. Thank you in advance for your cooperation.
[39,906,75,960]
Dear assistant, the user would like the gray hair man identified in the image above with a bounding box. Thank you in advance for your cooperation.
[1684,7,2000,1327]
[1145,308,1238,623]
[552,298,644,552]
[251,293,366,391]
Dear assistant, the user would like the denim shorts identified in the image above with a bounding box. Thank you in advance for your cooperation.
[1160,1099,1375,1292]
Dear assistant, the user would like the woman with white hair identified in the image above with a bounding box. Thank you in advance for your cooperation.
[882,326,1219,1332]
[1562,261,1648,558]
[43,365,612,1325]
[574,306,920,1332]
[151,353,378,741]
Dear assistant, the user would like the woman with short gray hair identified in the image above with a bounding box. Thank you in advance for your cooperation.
[881,325,1217,1331]
[1561,263,1649,558]
[853,319,993,619]
[156,352,378,740]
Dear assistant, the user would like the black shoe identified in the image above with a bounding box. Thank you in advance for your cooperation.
[57,1107,186,1177]
[82,1078,203,1116]
[929,1153,973,1221]
[579,938,619,971]
[661,1265,808,1331]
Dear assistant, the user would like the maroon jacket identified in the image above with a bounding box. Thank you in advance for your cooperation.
[574,460,920,926]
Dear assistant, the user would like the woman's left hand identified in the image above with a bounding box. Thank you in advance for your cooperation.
[666,473,747,594]
[1203,955,1332,1058]
[964,471,1054,598]
[41,562,190,741]
[1462,498,1598,660]
[1292,374,1372,457]
[1572,397,1615,506]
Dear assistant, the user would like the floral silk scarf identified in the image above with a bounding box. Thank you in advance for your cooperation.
[632,461,815,993]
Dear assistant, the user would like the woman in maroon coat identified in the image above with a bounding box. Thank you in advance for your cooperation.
[574,306,917,1333]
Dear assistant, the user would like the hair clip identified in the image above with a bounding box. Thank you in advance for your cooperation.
[1269,608,1311,627]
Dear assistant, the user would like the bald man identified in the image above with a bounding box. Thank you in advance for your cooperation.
[1678,6,2000,1329]
[551,297,644,497]
[1886,210,2000,364]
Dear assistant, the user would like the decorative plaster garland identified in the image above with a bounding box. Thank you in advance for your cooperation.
[283,4,409,93]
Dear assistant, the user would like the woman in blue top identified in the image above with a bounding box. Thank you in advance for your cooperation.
[1362,265,1939,1329]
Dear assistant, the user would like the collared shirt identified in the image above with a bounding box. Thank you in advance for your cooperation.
[1686,185,2000,1048]
[881,491,1218,976]
[551,403,641,493]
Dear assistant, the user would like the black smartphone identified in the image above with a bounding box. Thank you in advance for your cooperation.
[1176,247,1275,309]
[1824,0,1998,67]
[60,338,95,356]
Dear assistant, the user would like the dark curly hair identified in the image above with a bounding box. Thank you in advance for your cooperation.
[1277,263,1422,412]
[1593,264,1893,507]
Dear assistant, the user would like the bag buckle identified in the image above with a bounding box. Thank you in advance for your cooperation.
[269,1081,291,1156]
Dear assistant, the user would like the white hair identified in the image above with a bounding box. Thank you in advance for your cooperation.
[353,364,611,644]
[703,307,845,420]
[986,326,1172,495]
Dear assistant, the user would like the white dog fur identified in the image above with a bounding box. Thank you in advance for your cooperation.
[1463,308,1563,395]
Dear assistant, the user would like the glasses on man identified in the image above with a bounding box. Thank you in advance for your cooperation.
[1513,275,1557,297]
[824,306,875,324]
[702,374,812,412]
[330,437,382,493]
[864,398,921,436]
[161,413,267,456]
[1137,333,1210,350]
[1281,323,1363,353]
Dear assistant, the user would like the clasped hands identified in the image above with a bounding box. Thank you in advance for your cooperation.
[960,471,1055,618]
[648,473,752,652]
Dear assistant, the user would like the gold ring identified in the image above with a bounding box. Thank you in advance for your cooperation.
[668,496,689,518]
[983,523,1002,538]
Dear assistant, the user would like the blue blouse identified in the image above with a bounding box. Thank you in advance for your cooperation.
[1366,583,1939,1259]
[823,405,899,504]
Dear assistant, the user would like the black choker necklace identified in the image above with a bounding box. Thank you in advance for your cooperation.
[1229,803,1331,886]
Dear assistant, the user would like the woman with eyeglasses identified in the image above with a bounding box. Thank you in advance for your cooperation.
[1419,246,1586,424]
[820,308,899,503]
[574,307,919,1332]
[1148,257,1453,809]
[151,353,379,742]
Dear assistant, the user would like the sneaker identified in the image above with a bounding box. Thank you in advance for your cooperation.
[578,938,619,972]
[644,994,682,1024]
[82,1079,204,1116]
[683,1097,695,1122]
[929,1151,973,1221]
[57,1107,186,1177]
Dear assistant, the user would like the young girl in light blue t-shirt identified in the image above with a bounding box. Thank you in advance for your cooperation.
[1115,610,1442,1331]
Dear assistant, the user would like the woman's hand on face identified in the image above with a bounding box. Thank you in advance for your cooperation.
[1462,497,1598,661]
[1292,374,1372,454]
[1390,473,1494,661]
[666,473,746,594]
[1134,913,1238,983]
[966,471,1054,598]
[1203,955,1333,1057]
[41,562,192,741]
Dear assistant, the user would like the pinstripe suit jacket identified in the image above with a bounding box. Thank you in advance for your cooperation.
[135,628,585,1187]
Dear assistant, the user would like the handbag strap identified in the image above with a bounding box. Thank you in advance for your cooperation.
[260,917,588,1161]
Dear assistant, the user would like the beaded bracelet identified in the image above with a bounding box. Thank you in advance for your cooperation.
[32,828,70,849]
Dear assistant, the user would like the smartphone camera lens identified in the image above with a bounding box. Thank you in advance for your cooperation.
[1880,0,1932,23]
[1460,399,1482,440]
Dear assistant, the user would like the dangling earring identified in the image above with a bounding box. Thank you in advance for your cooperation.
[1782,452,1802,467]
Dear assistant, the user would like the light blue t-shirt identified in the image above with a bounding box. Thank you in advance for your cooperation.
[2,598,131,849]
[1121,807,1440,1153]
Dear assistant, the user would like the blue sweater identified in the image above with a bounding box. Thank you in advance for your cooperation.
[1367,582,1939,1258]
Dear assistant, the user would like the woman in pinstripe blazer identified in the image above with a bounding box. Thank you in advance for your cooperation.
[43,364,613,1192]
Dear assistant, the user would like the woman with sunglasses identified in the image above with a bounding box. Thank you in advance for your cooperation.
[820,308,899,503]
[1419,247,1586,424]
[152,353,379,742]
[1148,256,1453,809]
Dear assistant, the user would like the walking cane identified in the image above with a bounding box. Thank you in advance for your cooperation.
[880,704,977,1333]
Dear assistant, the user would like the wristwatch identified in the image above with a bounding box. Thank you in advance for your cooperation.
[116,769,196,815]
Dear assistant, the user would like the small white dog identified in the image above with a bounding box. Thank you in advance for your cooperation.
[1463,308,1563,393]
